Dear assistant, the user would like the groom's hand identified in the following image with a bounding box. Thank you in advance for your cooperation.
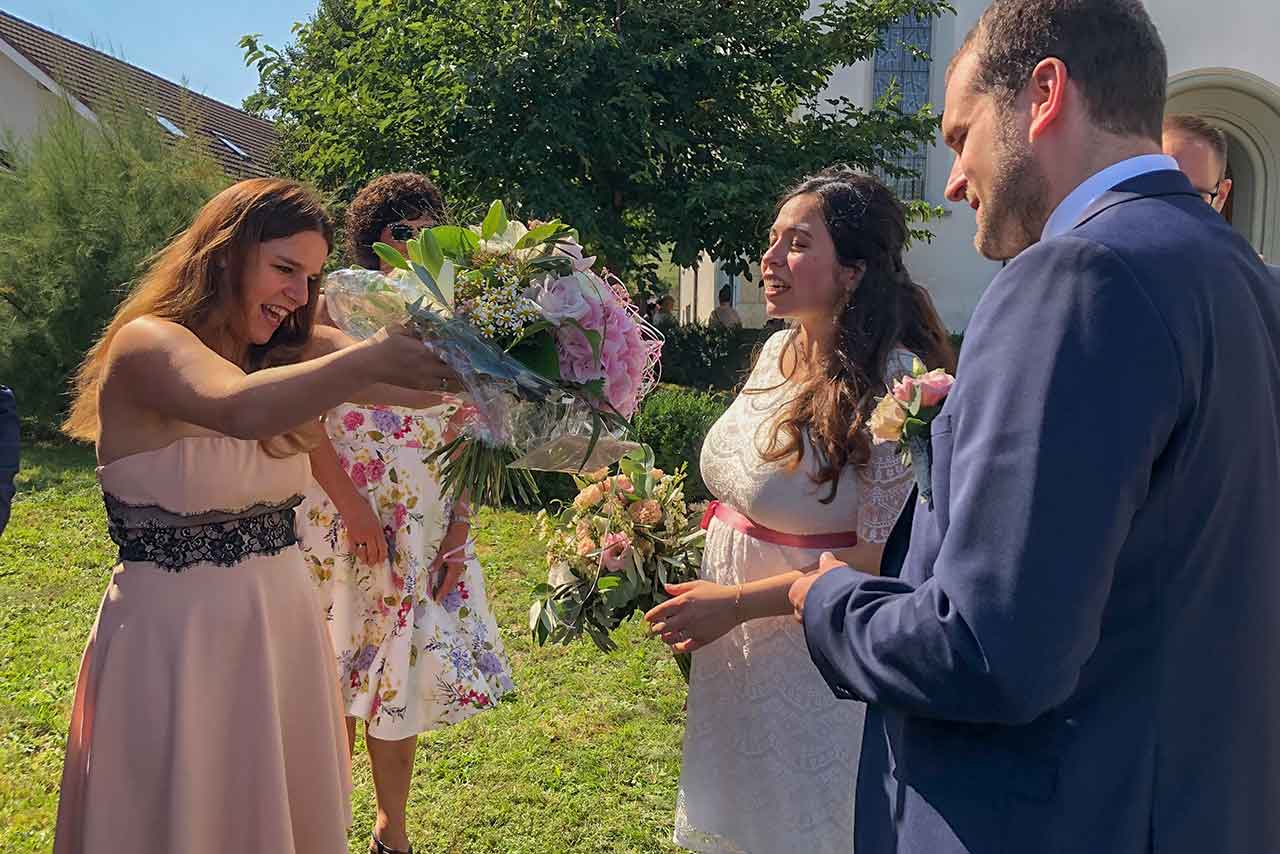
[789,552,848,622]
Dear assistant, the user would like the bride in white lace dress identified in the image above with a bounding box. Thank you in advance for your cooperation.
[646,170,956,854]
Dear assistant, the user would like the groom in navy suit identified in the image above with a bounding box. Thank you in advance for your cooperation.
[792,1,1280,852]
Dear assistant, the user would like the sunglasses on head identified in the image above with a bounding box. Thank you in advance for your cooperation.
[388,222,423,241]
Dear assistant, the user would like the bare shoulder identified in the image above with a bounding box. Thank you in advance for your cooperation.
[103,315,245,399]
[111,315,200,353]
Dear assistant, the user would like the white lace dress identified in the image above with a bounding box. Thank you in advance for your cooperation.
[674,330,916,854]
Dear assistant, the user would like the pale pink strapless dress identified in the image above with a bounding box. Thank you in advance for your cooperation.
[54,436,351,854]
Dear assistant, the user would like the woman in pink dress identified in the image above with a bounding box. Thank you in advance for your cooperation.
[55,177,458,854]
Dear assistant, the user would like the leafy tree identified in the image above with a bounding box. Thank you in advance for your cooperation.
[243,0,948,282]
[0,100,228,433]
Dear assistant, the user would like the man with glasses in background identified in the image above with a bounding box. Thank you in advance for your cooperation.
[1163,114,1233,213]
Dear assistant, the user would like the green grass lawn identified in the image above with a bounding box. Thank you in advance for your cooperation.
[0,444,687,853]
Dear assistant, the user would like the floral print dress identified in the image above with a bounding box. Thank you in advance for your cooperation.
[298,402,514,740]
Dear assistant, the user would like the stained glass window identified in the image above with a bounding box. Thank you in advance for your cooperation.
[874,13,934,200]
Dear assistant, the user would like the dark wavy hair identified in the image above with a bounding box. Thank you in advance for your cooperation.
[758,168,956,503]
[345,172,446,269]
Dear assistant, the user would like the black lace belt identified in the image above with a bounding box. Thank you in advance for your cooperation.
[103,493,304,572]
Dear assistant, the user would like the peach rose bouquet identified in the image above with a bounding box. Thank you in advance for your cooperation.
[531,445,704,680]
[869,357,956,507]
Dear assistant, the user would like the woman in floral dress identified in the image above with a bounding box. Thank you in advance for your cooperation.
[299,174,513,854]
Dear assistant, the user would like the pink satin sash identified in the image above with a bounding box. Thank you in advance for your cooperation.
[699,499,859,550]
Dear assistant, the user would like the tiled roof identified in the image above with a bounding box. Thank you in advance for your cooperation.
[0,9,276,179]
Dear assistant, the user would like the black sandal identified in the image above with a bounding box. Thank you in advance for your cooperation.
[370,834,413,854]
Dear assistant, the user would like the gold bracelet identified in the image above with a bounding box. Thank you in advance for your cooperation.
[734,583,743,620]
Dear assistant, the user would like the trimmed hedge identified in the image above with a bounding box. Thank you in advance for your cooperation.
[656,323,773,391]
[631,384,729,501]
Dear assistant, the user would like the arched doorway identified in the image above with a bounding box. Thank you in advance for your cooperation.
[1167,68,1280,261]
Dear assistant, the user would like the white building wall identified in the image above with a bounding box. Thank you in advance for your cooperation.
[1154,0,1280,82]
[0,50,60,146]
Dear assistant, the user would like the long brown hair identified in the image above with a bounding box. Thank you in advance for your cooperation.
[758,168,955,503]
[64,177,334,443]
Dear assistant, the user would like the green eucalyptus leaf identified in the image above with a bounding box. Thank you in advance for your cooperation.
[410,261,449,306]
[481,199,508,240]
[508,330,561,380]
[504,320,555,353]
[515,220,563,250]
[373,242,410,271]
[406,234,425,267]
[431,225,480,260]
[418,228,445,278]
[908,384,924,416]
[580,412,604,472]
[525,256,574,274]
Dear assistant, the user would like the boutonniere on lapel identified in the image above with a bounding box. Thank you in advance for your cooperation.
[869,358,956,509]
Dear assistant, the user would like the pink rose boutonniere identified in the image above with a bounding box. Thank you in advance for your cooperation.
[869,357,956,507]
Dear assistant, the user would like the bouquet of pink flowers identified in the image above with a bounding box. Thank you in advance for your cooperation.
[530,445,704,681]
[324,201,662,505]
[869,357,956,507]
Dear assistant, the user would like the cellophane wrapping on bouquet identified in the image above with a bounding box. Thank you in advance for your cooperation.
[322,201,663,506]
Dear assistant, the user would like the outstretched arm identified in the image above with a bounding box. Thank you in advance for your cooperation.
[103,317,454,441]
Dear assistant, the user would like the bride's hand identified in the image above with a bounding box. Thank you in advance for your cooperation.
[364,323,462,393]
[643,580,740,654]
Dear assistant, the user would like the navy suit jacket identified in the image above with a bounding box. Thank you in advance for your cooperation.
[0,386,17,535]
[803,170,1280,854]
